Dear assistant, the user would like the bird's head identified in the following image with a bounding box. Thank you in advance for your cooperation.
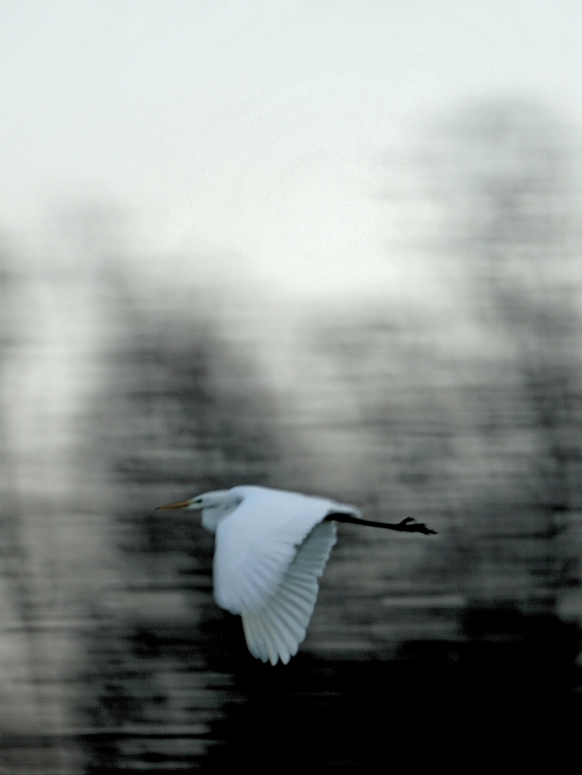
[156,489,236,532]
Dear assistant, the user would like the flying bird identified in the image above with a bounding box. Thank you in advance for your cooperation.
[157,485,436,665]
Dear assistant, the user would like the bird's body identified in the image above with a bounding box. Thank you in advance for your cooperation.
[157,485,435,665]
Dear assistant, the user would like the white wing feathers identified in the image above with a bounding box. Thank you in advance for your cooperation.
[212,486,357,665]
[241,520,337,665]
[213,487,339,614]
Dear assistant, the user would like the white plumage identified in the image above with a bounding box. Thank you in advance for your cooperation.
[239,519,337,665]
[157,484,435,665]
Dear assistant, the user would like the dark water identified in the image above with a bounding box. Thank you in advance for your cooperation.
[78,604,581,773]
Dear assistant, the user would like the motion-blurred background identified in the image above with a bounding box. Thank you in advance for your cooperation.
[2,3,582,771]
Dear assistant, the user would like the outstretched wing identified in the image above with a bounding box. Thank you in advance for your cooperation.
[241,520,337,665]
[213,486,343,614]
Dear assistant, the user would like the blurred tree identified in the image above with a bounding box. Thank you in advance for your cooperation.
[305,99,582,653]
[432,98,582,607]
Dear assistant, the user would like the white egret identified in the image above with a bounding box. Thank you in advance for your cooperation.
[157,485,436,665]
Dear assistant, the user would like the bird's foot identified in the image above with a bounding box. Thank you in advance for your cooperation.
[395,517,437,535]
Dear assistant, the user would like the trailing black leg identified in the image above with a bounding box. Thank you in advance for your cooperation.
[325,512,437,535]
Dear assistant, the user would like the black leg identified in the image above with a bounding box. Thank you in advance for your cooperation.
[325,512,437,535]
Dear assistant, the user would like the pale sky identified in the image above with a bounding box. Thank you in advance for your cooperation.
[2,1,582,298]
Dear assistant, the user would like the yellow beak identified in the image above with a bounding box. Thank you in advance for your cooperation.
[156,499,192,511]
